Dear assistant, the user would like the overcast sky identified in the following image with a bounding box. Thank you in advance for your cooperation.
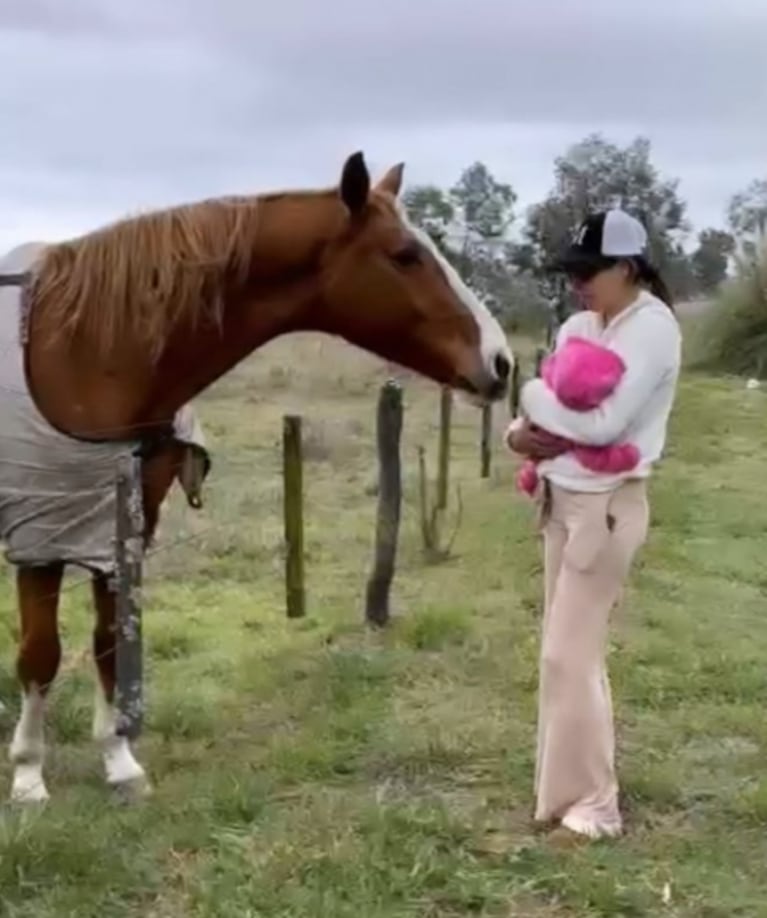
[1,0,765,251]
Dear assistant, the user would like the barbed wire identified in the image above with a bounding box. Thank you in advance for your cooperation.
[0,514,230,611]
[0,338,763,755]
[0,403,359,722]
[0,511,247,709]
[0,356,346,709]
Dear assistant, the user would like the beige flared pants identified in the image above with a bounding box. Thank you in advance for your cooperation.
[534,478,649,834]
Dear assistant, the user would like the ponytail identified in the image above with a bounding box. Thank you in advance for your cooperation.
[630,256,674,312]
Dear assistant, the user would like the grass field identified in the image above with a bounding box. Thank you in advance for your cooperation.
[1,328,767,917]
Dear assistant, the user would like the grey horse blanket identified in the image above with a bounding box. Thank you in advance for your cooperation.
[0,242,210,574]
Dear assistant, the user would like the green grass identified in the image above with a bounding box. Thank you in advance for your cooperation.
[1,331,767,916]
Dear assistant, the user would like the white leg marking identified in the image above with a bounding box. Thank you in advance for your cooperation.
[9,685,49,803]
[93,683,148,790]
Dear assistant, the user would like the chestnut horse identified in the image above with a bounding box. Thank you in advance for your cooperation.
[2,151,513,804]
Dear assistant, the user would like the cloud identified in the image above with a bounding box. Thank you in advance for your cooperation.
[1,0,765,248]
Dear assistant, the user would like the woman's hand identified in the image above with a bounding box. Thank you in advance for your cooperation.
[505,418,571,460]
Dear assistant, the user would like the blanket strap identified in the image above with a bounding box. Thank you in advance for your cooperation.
[0,272,31,287]
[0,271,33,345]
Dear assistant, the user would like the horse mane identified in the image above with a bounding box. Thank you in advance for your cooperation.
[30,189,333,361]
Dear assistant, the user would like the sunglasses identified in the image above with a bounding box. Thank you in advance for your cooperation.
[566,265,601,283]
[564,260,617,283]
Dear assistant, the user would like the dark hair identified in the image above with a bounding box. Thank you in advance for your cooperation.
[625,255,674,312]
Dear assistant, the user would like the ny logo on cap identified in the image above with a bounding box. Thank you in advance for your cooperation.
[573,223,589,245]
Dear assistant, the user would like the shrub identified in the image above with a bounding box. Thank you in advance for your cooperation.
[686,241,767,378]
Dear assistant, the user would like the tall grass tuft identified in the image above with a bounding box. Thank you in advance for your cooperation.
[687,239,767,378]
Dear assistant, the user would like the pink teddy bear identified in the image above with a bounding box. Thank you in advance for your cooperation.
[514,335,640,496]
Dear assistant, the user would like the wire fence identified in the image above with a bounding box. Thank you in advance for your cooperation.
[2,337,765,754]
[0,365,528,737]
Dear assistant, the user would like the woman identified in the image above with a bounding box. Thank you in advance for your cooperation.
[506,207,682,841]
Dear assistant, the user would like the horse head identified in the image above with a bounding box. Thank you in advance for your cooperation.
[316,152,513,402]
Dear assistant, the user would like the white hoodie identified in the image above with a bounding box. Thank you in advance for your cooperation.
[516,289,682,493]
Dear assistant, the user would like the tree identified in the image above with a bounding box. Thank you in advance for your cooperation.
[512,134,693,315]
[401,184,454,254]
[727,178,767,262]
[449,163,516,314]
[690,228,735,294]
[450,161,516,241]
[401,162,541,330]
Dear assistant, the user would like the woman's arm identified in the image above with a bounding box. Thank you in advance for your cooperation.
[520,310,681,447]
[504,416,572,459]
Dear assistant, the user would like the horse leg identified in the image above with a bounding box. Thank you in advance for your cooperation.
[9,564,64,803]
[91,572,151,798]
[88,448,181,799]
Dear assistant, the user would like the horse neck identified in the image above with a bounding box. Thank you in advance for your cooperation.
[141,274,325,426]
[140,192,345,421]
[26,191,343,440]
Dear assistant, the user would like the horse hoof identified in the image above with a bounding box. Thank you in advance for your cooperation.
[111,775,153,805]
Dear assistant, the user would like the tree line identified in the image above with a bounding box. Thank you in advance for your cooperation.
[402,133,767,332]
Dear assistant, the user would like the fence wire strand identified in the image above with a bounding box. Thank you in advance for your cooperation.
[0,398,240,704]
[0,514,231,710]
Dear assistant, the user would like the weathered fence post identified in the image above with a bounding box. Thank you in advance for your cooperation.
[509,359,521,419]
[437,386,452,510]
[537,289,568,376]
[480,404,492,478]
[365,380,403,627]
[418,385,462,562]
[114,454,145,740]
[283,414,305,619]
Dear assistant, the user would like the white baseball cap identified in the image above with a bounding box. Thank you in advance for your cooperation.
[550,208,649,275]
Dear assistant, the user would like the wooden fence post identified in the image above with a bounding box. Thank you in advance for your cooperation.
[365,380,403,627]
[509,359,521,419]
[283,415,305,619]
[437,386,452,510]
[114,454,145,740]
[480,404,492,478]
[418,385,462,562]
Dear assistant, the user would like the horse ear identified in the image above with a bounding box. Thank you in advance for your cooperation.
[339,151,370,216]
[376,162,405,198]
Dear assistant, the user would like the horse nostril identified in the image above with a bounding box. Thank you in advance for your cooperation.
[493,353,511,381]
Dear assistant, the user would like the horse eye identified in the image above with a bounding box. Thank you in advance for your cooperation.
[390,245,421,268]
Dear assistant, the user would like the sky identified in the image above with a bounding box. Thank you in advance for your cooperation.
[1,0,765,252]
